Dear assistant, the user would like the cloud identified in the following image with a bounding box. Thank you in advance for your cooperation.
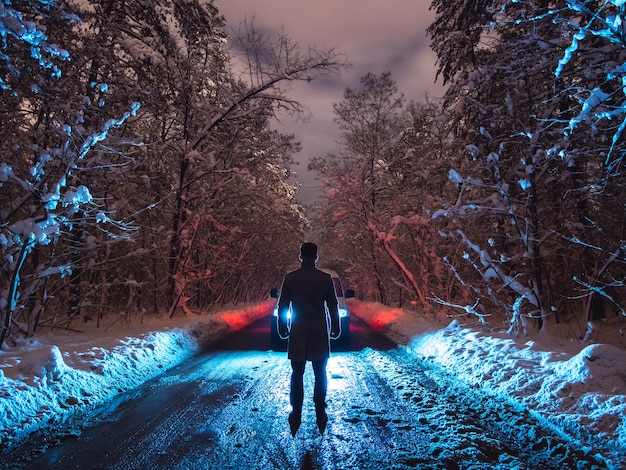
[216,0,447,204]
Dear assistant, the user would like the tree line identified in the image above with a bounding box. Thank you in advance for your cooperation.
[3,0,625,347]
[309,0,626,341]
[0,0,345,347]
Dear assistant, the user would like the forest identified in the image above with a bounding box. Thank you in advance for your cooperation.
[2,0,626,348]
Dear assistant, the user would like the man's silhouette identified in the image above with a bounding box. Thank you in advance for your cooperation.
[276,242,340,434]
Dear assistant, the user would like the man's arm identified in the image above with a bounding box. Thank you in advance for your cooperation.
[326,279,340,339]
[276,277,291,338]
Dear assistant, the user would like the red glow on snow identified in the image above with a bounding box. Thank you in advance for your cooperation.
[349,322,365,332]
[219,302,274,332]
[220,312,249,331]
[347,298,404,332]
[370,308,403,331]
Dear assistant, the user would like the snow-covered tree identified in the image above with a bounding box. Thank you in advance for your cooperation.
[309,73,408,304]
[69,4,345,316]
[1,0,344,344]
[428,0,626,336]
[164,19,345,315]
[114,12,346,316]
[310,74,451,311]
[0,0,140,346]
[429,0,572,332]
[538,0,626,328]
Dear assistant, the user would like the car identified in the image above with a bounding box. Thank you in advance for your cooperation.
[269,268,353,348]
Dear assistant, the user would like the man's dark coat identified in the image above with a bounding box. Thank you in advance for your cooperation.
[277,264,340,362]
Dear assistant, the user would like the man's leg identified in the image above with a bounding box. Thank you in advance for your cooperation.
[290,360,306,419]
[312,358,328,420]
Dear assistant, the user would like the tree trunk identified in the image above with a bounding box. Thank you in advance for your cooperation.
[1,244,29,349]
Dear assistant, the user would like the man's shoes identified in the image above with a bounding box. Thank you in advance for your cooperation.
[288,409,328,435]
[288,411,301,437]
[315,410,328,434]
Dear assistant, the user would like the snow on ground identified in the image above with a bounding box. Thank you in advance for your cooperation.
[1,298,625,468]
[0,301,274,453]
[348,299,626,468]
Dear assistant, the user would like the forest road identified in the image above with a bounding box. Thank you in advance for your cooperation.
[7,315,606,470]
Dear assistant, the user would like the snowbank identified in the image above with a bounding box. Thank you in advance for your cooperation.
[348,299,626,466]
[1,297,625,468]
[0,301,274,452]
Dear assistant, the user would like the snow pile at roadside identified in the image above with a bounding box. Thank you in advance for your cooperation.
[0,301,273,452]
[348,298,626,464]
[2,297,625,467]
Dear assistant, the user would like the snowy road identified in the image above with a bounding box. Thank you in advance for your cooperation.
[8,315,605,469]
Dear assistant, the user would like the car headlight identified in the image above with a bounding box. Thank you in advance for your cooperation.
[273,308,291,319]
[274,307,342,319]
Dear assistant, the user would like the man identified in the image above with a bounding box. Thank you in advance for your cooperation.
[276,242,340,435]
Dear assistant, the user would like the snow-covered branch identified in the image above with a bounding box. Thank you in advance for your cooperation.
[428,296,490,324]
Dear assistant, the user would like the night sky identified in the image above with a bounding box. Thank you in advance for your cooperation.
[216,0,447,204]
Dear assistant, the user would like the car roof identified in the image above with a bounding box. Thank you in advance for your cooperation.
[319,268,340,278]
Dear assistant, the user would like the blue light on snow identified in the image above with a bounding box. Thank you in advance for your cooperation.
[96,212,108,223]
[30,154,50,180]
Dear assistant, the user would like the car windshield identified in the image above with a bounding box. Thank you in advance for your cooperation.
[332,278,344,297]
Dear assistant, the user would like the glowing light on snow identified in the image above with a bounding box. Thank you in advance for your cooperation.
[220,312,250,331]
[222,303,275,331]
[0,163,14,182]
[369,308,404,331]
[448,169,463,184]
[39,265,72,278]
[30,154,50,180]
[347,299,405,332]
[555,30,586,78]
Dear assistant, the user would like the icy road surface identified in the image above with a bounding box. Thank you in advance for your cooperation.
[9,316,604,469]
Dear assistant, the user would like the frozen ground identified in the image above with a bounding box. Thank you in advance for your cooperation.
[349,301,626,468]
[1,299,625,468]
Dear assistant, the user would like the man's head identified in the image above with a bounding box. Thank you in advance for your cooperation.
[299,242,318,262]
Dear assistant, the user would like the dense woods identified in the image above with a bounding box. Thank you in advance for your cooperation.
[2,0,626,347]
[310,0,626,340]
[0,0,344,345]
